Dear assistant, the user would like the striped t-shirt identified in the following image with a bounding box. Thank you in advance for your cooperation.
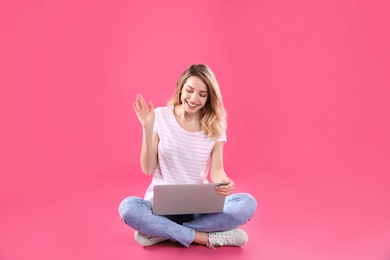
[144,106,227,201]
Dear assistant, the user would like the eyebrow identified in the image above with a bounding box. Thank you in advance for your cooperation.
[186,86,208,94]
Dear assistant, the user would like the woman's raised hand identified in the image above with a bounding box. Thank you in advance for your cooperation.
[133,94,155,128]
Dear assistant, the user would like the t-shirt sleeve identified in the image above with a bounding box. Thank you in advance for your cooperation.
[216,131,227,142]
[153,107,160,135]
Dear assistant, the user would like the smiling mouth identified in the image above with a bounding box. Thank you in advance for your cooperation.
[186,101,199,109]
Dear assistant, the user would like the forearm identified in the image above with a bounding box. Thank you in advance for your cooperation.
[140,126,157,175]
[210,169,228,183]
[209,141,228,183]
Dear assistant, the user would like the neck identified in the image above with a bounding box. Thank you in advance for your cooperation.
[174,104,202,121]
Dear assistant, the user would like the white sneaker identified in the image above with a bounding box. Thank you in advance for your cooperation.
[134,231,169,246]
[207,228,248,248]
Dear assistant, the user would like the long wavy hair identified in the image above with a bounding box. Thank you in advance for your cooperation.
[168,64,227,140]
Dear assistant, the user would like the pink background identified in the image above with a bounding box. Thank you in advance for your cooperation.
[1,0,389,259]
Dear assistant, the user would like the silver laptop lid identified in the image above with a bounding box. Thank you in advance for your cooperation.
[152,183,226,215]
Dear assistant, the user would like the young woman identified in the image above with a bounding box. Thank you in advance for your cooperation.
[119,64,257,248]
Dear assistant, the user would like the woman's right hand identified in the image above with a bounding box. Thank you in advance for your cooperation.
[133,94,155,128]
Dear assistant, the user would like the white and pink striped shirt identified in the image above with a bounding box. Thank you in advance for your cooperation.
[144,106,227,201]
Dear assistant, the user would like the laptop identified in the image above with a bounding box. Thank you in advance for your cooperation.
[152,183,226,215]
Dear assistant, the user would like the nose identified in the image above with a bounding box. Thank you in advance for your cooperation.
[189,93,198,102]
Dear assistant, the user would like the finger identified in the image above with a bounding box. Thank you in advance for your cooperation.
[227,179,234,188]
[136,99,143,112]
[148,101,154,112]
[219,181,231,190]
[217,182,234,193]
[135,95,142,109]
[217,186,229,193]
[134,96,140,110]
[219,190,231,197]
[136,96,144,110]
[216,189,227,196]
[138,94,147,107]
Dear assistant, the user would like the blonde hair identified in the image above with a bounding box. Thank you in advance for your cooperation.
[168,64,227,140]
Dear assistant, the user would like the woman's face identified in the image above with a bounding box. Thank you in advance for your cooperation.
[180,76,209,114]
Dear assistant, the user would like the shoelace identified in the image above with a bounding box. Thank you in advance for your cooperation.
[206,233,236,249]
[147,236,167,242]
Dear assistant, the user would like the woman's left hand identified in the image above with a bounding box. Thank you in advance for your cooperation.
[215,178,235,196]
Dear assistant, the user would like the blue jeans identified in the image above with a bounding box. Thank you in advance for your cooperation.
[118,193,257,247]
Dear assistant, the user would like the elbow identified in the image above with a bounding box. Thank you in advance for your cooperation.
[141,165,155,175]
[142,170,154,176]
[140,156,157,175]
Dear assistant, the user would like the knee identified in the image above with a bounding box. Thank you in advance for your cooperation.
[228,193,257,222]
[242,193,257,217]
[118,196,142,220]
